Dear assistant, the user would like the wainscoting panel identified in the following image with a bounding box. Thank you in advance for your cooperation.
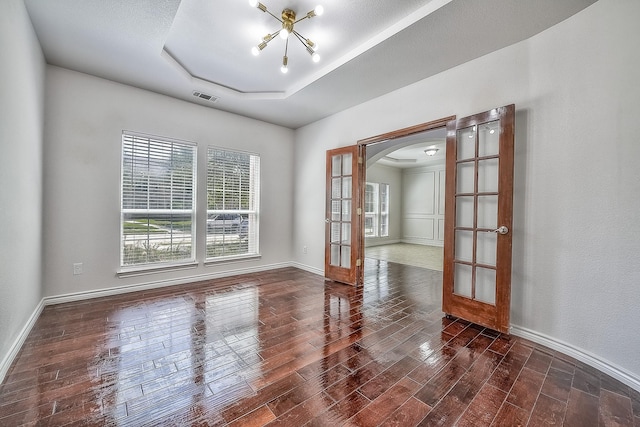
[402,165,445,246]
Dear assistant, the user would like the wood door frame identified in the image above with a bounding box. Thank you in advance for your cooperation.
[357,117,456,146]
[356,116,456,281]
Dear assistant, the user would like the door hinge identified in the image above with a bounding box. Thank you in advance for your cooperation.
[357,208,362,215]
[356,259,361,267]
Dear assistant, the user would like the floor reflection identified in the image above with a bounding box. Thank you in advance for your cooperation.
[2,264,633,425]
[1,263,446,425]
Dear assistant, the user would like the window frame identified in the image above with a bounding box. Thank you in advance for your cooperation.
[119,131,197,272]
[364,181,389,238]
[205,146,261,263]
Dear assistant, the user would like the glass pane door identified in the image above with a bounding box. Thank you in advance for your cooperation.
[443,105,515,334]
[453,120,500,304]
[325,145,362,286]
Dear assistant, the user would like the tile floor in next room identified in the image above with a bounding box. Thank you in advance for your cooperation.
[0,260,638,426]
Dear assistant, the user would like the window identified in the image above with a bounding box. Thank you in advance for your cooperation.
[120,132,196,268]
[364,182,389,237]
[207,147,260,260]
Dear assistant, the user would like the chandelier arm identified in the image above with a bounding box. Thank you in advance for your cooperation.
[292,30,307,47]
[264,8,283,23]
[267,29,282,41]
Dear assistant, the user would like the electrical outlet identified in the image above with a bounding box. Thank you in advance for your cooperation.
[73,263,83,275]
[303,246,307,254]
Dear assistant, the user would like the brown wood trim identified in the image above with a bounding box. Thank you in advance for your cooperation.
[495,104,515,332]
[442,117,458,316]
[357,116,456,145]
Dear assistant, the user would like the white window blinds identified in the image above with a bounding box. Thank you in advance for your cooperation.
[207,147,260,260]
[121,133,196,267]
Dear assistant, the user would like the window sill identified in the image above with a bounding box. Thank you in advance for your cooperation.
[204,254,262,266]
[117,262,199,278]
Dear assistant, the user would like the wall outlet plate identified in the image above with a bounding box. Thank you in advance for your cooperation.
[73,263,83,275]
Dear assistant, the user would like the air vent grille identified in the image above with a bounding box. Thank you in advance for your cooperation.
[192,91,219,103]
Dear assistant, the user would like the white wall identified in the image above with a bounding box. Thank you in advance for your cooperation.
[42,67,295,298]
[0,0,45,373]
[293,0,640,387]
[365,163,402,246]
[402,165,445,246]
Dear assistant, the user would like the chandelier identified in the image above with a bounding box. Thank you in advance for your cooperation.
[249,0,324,74]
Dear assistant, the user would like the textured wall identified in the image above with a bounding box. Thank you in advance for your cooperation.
[0,0,45,374]
[42,67,295,298]
[293,0,640,386]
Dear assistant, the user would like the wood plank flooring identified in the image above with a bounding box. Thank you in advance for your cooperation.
[1,260,638,426]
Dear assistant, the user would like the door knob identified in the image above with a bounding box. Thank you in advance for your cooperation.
[492,226,509,235]
[325,218,330,223]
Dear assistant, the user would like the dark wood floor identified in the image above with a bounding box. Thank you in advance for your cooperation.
[1,260,638,426]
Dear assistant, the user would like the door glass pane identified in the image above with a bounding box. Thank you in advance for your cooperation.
[332,178,341,198]
[455,230,473,263]
[457,126,476,160]
[457,161,475,194]
[477,195,498,229]
[342,223,351,244]
[341,245,351,268]
[331,223,340,243]
[456,196,474,228]
[454,263,472,298]
[476,267,496,304]
[478,158,499,193]
[331,200,341,221]
[342,200,351,221]
[479,120,500,157]
[330,244,340,266]
[477,232,497,267]
[342,153,352,176]
[332,155,342,176]
[342,177,352,199]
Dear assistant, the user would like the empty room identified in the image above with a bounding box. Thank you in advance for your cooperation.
[1,0,639,425]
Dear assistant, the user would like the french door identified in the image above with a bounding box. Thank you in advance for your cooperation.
[443,105,515,333]
[324,145,364,286]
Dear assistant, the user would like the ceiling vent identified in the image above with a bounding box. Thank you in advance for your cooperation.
[192,91,219,103]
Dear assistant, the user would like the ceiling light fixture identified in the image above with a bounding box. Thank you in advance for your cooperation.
[424,147,439,156]
[249,1,323,74]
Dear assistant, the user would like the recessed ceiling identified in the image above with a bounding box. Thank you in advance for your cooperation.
[367,127,447,169]
[24,0,598,129]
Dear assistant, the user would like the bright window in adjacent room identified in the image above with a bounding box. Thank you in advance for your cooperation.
[120,132,196,268]
[207,147,260,260]
[365,182,389,237]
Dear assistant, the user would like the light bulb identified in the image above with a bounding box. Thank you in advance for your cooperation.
[251,46,260,56]
[312,53,320,62]
[281,56,288,73]
[280,28,289,39]
[281,65,288,73]
[248,0,258,7]
[314,5,324,16]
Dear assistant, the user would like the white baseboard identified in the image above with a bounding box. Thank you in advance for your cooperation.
[400,238,444,247]
[0,262,293,383]
[289,262,324,277]
[45,262,294,305]
[4,269,638,395]
[510,325,640,393]
[364,239,402,248]
[0,299,45,384]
